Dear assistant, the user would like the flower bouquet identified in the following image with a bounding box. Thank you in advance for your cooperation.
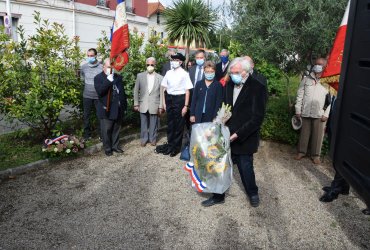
[184,103,233,194]
[42,135,85,158]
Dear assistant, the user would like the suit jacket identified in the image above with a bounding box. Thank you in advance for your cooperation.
[161,61,171,76]
[133,71,164,114]
[216,61,229,81]
[190,80,223,123]
[224,76,267,155]
[94,72,127,120]
[252,70,268,99]
[188,65,205,87]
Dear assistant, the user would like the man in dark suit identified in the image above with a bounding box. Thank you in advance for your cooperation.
[244,56,268,88]
[215,49,230,81]
[202,57,267,208]
[94,58,127,156]
[188,50,206,87]
[161,49,175,76]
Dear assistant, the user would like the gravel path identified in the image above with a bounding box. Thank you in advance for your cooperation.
[0,138,369,249]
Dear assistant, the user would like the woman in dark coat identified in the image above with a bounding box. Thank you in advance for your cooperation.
[190,61,223,124]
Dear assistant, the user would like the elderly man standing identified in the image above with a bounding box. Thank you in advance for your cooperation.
[160,52,193,157]
[134,57,164,147]
[80,48,103,140]
[295,58,330,164]
[215,49,230,81]
[94,59,127,156]
[202,57,267,207]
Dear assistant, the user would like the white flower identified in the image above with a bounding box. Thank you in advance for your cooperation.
[42,148,46,152]
[66,149,71,153]
[54,148,58,152]
[55,141,60,145]
[70,141,74,144]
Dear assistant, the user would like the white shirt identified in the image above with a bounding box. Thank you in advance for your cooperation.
[233,85,243,105]
[161,67,193,95]
[194,65,204,86]
[147,73,155,94]
[222,61,229,71]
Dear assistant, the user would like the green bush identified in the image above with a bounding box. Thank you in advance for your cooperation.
[255,61,285,96]
[0,11,83,138]
[261,95,299,145]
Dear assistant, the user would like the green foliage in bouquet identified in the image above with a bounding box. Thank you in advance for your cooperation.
[42,135,85,158]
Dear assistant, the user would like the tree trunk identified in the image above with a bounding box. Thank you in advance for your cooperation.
[185,40,191,66]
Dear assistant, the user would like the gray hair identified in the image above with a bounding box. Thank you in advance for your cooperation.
[103,58,111,66]
[228,57,252,74]
[220,49,229,56]
[146,57,156,64]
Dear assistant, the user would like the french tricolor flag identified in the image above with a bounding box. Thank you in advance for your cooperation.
[110,0,130,71]
[321,1,350,91]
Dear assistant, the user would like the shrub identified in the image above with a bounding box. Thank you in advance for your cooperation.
[261,95,299,145]
[255,61,285,96]
[0,11,83,138]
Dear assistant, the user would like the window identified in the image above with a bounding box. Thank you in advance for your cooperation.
[0,15,19,41]
[157,12,160,24]
[96,0,108,7]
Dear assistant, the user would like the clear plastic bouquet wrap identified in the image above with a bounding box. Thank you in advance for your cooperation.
[184,104,233,194]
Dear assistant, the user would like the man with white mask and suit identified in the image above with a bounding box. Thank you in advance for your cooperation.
[134,57,164,147]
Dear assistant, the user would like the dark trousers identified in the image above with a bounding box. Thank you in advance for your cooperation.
[101,118,121,153]
[83,98,100,139]
[166,94,186,152]
[233,154,258,197]
[213,154,258,200]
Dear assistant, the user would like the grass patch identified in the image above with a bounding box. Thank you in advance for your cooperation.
[0,130,44,171]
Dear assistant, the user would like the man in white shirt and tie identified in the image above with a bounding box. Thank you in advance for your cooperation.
[160,53,193,157]
[134,57,164,147]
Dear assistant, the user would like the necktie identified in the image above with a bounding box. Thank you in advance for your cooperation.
[196,66,202,83]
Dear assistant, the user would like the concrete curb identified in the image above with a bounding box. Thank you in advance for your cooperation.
[0,126,167,181]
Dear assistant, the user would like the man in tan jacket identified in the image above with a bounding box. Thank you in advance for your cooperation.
[295,58,331,164]
[134,57,164,147]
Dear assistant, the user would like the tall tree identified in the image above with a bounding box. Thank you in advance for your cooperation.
[230,0,347,73]
[163,0,217,63]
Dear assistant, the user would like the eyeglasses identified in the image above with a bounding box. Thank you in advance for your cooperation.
[146,64,155,66]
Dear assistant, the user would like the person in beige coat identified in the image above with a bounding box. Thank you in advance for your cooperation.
[295,58,331,164]
[134,57,164,147]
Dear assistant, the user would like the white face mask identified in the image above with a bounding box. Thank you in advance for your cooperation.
[105,68,114,75]
[171,61,181,69]
[147,66,155,73]
[312,65,323,73]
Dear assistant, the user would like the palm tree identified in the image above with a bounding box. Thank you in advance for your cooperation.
[163,0,217,63]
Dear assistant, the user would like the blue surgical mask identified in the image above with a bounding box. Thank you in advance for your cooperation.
[231,74,243,85]
[204,72,215,81]
[86,57,96,64]
[196,59,204,66]
[220,56,229,64]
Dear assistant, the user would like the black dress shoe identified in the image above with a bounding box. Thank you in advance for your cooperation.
[250,195,260,207]
[162,147,172,155]
[170,151,179,157]
[113,148,124,153]
[322,186,349,195]
[319,191,339,202]
[362,208,370,215]
[105,151,113,156]
[201,197,225,207]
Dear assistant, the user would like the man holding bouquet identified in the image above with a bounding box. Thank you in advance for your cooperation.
[202,57,267,207]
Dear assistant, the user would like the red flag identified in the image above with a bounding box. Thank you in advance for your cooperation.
[321,1,350,91]
[110,0,130,71]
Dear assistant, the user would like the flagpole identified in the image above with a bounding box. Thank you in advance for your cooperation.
[6,0,12,36]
